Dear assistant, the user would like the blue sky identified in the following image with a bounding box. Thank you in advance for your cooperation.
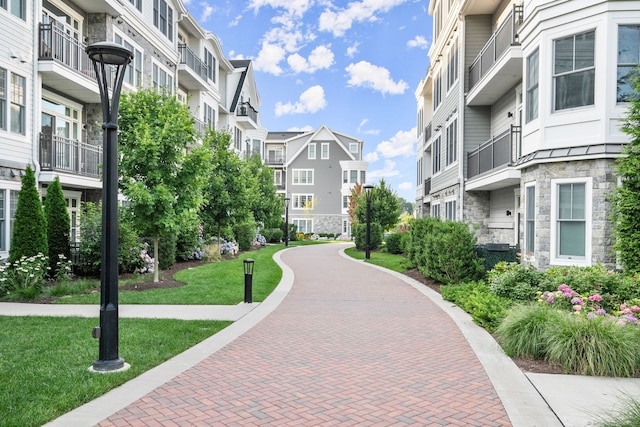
[183,0,432,202]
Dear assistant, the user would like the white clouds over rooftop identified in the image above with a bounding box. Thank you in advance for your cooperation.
[345,61,408,95]
[288,45,335,73]
[275,85,327,116]
[374,127,416,158]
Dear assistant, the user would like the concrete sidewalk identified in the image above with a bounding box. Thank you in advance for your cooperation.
[2,243,639,426]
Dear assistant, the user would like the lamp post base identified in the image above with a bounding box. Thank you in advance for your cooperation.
[89,358,129,373]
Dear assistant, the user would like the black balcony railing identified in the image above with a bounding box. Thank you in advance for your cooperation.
[423,178,431,196]
[468,5,523,89]
[178,44,209,81]
[265,154,285,165]
[237,101,258,123]
[424,123,432,144]
[39,134,102,177]
[467,125,521,179]
[38,23,110,84]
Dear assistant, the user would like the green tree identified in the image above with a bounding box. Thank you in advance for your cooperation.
[10,166,47,263]
[118,88,209,282]
[355,179,402,231]
[44,176,70,276]
[244,154,282,227]
[200,130,249,239]
[613,73,640,273]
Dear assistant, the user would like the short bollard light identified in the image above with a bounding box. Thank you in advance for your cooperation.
[244,259,255,304]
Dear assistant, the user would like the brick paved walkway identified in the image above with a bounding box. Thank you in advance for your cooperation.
[100,244,511,426]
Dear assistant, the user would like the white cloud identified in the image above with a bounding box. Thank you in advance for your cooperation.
[346,42,360,58]
[398,181,413,190]
[248,0,313,17]
[367,159,400,179]
[287,45,335,73]
[407,35,428,49]
[288,125,315,132]
[200,5,214,22]
[275,85,327,116]
[357,118,380,135]
[374,127,416,158]
[364,151,379,162]
[345,61,408,95]
[264,27,305,52]
[318,0,409,37]
[229,14,242,27]
[254,41,286,75]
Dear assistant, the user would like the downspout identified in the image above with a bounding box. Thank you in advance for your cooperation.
[458,15,465,222]
[32,0,41,184]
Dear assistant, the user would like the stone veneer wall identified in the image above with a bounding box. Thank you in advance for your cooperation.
[520,159,617,270]
[291,215,346,236]
[463,191,491,243]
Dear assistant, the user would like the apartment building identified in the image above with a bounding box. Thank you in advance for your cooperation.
[0,0,267,260]
[266,126,368,238]
[417,0,640,270]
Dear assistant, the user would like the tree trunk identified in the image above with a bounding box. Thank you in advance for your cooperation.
[153,235,160,283]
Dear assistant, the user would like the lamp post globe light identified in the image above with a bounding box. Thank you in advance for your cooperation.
[363,184,374,260]
[86,42,133,373]
[284,197,290,247]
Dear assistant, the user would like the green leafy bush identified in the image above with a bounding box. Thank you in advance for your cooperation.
[544,315,640,377]
[262,228,283,243]
[384,232,409,254]
[353,222,383,251]
[176,220,201,262]
[406,217,440,269]
[488,262,544,301]
[421,220,484,284]
[495,303,565,359]
[76,203,143,276]
[233,220,256,251]
[441,281,511,331]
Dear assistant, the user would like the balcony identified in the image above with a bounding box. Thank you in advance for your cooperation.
[466,126,521,191]
[177,44,209,90]
[236,101,259,129]
[423,178,431,197]
[467,5,523,106]
[38,24,108,103]
[265,154,285,166]
[424,123,432,146]
[39,134,102,178]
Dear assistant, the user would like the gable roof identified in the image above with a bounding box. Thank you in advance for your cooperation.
[285,125,362,165]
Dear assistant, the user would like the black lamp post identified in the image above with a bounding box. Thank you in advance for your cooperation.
[364,184,374,260]
[284,197,290,247]
[86,42,133,372]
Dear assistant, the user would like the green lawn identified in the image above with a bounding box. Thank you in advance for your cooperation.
[0,316,230,427]
[344,247,412,273]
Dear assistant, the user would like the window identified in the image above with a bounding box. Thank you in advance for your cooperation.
[321,143,329,159]
[292,169,314,185]
[129,0,141,11]
[292,194,313,209]
[293,218,312,234]
[234,127,242,151]
[114,34,142,87]
[1,0,25,19]
[617,25,640,103]
[268,147,283,164]
[343,219,348,234]
[433,73,442,109]
[349,143,358,153]
[152,62,173,93]
[432,136,441,174]
[553,30,595,111]
[551,179,591,264]
[204,48,216,83]
[350,170,358,184]
[526,49,539,122]
[447,42,458,90]
[343,170,348,183]
[0,68,5,130]
[432,203,440,218]
[204,103,215,129]
[274,170,282,186]
[343,196,348,209]
[153,0,173,41]
[445,118,457,166]
[308,143,316,159]
[525,184,536,254]
[360,171,366,184]
[10,73,25,134]
[445,199,456,221]
[9,190,17,242]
